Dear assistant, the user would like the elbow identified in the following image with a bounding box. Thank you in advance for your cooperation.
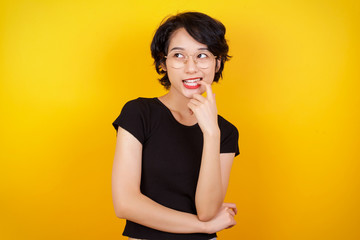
[113,194,135,219]
[197,209,218,222]
[113,187,141,219]
[115,212,123,219]
[198,214,214,222]
[115,210,125,219]
[196,200,223,221]
[114,201,127,219]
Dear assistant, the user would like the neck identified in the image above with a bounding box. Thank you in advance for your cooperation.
[159,87,192,114]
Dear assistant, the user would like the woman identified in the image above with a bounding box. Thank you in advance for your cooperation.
[112,12,240,240]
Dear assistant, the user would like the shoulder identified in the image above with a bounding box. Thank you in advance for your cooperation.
[113,97,155,127]
[120,97,156,114]
[218,115,239,135]
[113,98,156,142]
[123,97,154,108]
[218,114,240,156]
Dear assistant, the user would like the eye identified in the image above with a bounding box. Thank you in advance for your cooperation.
[173,52,185,58]
[197,52,209,59]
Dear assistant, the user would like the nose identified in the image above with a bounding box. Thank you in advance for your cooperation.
[184,56,199,73]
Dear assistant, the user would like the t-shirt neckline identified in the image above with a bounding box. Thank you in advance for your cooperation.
[153,97,199,128]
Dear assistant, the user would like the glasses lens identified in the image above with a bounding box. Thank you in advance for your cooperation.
[195,51,215,69]
[167,51,185,68]
[166,50,215,69]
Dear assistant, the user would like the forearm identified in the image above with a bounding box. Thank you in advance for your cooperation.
[115,190,208,234]
[195,130,223,221]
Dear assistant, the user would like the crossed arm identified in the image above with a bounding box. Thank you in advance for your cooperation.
[112,80,236,234]
[189,81,235,221]
[112,125,236,234]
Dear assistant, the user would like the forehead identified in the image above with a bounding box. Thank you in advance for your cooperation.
[168,28,208,52]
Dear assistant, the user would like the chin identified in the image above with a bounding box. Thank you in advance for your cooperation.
[182,86,205,98]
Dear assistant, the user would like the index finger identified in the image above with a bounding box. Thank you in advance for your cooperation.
[198,81,214,101]
[223,203,237,214]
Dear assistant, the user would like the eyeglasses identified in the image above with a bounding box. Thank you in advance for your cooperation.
[165,50,217,69]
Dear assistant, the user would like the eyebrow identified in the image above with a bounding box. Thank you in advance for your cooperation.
[168,47,209,52]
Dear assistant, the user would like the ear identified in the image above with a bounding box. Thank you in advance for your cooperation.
[160,62,167,72]
[215,58,221,72]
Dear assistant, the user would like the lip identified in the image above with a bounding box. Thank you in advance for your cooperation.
[182,77,202,89]
[183,77,202,81]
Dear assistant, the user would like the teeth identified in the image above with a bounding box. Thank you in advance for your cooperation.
[184,78,201,83]
[184,82,198,86]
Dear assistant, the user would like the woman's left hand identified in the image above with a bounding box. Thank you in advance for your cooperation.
[187,81,219,136]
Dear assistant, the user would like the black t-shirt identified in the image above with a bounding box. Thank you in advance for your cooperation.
[112,97,239,240]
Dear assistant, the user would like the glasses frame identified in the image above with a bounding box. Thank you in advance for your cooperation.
[164,50,217,69]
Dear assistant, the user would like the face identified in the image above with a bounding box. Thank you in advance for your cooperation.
[162,28,221,99]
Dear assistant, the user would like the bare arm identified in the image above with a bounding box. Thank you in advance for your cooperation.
[112,126,235,233]
[196,140,235,221]
[188,82,236,221]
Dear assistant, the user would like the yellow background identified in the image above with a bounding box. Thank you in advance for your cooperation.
[1,0,359,239]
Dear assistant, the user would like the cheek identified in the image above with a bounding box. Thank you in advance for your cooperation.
[167,69,181,82]
[203,69,216,83]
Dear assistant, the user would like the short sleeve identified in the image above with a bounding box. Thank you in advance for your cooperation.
[219,116,240,157]
[112,99,147,144]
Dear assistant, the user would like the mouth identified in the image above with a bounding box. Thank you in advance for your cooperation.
[182,77,202,89]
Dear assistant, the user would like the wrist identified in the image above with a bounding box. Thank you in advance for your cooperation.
[200,220,212,234]
[202,127,220,138]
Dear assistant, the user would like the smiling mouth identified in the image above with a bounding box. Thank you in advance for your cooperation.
[182,78,202,89]
[182,78,202,86]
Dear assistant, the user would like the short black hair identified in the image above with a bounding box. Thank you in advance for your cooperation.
[150,12,231,89]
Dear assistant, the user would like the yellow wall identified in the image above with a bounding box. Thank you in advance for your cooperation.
[1,0,359,239]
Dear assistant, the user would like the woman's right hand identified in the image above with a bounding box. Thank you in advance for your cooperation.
[204,203,237,234]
